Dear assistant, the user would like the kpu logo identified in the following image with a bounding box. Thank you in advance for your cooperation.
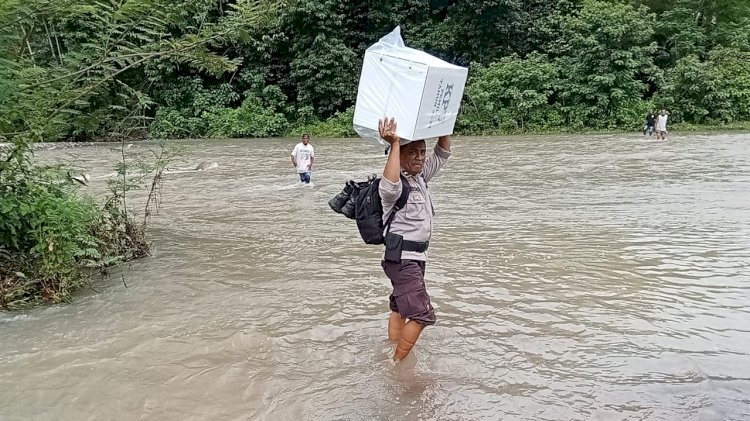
[428,79,455,128]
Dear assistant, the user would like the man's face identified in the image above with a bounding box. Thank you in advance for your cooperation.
[400,140,427,175]
[302,136,309,145]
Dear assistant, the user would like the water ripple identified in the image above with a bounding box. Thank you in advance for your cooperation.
[1,133,749,420]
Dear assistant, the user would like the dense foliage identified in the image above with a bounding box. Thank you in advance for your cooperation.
[2,0,750,143]
[0,166,105,307]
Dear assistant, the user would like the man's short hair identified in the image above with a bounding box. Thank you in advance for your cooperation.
[302,133,310,139]
[400,139,425,150]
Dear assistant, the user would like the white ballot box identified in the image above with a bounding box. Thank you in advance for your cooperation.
[353,26,468,144]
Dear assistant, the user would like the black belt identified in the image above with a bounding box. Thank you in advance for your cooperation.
[402,240,429,253]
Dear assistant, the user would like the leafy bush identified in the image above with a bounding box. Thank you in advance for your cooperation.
[658,48,750,124]
[150,108,207,139]
[549,0,660,128]
[203,96,288,138]
[0,165,111,308]
[149,75,295,139]
[149,78,244,138]
[711,48,750,122]
[291,107,356,137]
[458,53,561,134]
[0,139,177,309]
[658,55,724,123]
[613,100,655,131]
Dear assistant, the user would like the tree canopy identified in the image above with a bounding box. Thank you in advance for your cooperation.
[1,0,750,146]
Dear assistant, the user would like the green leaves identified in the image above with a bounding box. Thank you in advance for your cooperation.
[202,96,288,138]
[0,165,100,286]
[549,0,659,127]
[0,0,278,150]
[658,47,750,123]
[460,53,561,133]
[458,1,667,133]
[2,0,750,143]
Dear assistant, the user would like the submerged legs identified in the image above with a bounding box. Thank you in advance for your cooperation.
[393,320,425,362]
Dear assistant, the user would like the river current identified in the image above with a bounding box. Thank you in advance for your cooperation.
[1,133,749,420]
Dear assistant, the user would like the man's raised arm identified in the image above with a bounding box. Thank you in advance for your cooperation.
[437,135,451,152]
[380,118,401,184]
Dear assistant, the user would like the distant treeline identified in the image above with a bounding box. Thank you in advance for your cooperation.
[2,0,750,145]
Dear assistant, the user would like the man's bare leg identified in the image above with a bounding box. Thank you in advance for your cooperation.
[393,320,425,362]
[388,311,406,342]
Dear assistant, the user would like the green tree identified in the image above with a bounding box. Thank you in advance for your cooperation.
[659,55,727,123]
[713,48,750,121]
[636,0,750,63]
[545,0,660,128]
[261,0,359,118]
[0,0,276,162]
[459,53,561,133]
[659,47,750,123]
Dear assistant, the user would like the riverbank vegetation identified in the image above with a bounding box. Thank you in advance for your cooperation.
[0,141,178,309]
[1,0,268,308]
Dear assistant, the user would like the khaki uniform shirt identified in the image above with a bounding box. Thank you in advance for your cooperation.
[379,144,451,261]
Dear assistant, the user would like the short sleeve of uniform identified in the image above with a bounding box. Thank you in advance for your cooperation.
[379,176,402,205]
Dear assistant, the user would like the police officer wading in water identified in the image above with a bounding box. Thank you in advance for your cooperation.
[378,117,451,362]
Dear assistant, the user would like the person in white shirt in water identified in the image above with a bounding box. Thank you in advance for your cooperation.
[291,134,315,183]
[656,110,669,140]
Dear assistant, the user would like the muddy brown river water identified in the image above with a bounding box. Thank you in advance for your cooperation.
[1,133,749,420]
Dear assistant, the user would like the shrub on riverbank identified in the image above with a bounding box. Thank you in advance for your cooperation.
[0,139,177,310]
[0,163,148,309]
[289,107,357,138]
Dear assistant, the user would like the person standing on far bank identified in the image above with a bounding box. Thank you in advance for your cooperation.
[656,110,669,140]
[291,134,314,183]
[378,117,451,362]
